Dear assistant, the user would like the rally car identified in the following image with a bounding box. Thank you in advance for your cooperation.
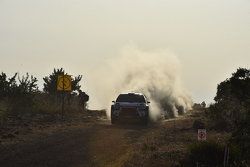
[111,93,150,125]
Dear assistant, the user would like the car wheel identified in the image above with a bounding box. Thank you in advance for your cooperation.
[111,114,117,124]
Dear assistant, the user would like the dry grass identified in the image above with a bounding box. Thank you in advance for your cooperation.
[122,112,231,167]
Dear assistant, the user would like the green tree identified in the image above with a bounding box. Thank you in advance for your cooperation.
[0,72,38,115]
[211,68,250,127]
[43,68,82,94]
[210,68,250,162]
[17,73,38,95]
[231,107,250,162]
[0,72,17,98]
[215,68,250,103]
[0,72,37,98]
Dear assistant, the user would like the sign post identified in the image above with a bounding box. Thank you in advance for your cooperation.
[57,75,72,119]
[198,129,207,141]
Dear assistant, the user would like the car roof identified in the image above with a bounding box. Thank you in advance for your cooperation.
[119,92,144,96]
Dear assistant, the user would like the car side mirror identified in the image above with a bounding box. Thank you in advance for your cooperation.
[147,101,150,104]
[112,101,115,103]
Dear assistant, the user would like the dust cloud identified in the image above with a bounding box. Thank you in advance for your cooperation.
[89,46,192,120]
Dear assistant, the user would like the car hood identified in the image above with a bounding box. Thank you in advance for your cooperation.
[114,102,146,107]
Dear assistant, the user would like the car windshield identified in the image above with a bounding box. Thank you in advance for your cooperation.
[116,94,146,103]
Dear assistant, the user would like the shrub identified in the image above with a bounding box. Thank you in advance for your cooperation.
[43,68,82,94]
[209,68,250,131]
[208,68,250,162]
[0,72,38,115]
[192,119,206,130]
[230,108,250,162]
[185,141,240,167]
[0,72,18,99]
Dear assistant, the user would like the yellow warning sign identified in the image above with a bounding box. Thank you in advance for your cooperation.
[57,75,72,91]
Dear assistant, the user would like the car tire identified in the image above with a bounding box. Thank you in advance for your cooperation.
[111,113,117,124]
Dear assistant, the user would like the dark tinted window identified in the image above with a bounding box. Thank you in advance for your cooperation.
[116,94,146,103]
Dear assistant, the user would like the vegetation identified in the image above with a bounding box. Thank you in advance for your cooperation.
[1,67,249,166]
[0,72,38,116]
[43,68,82,94]
[209,68,250,131]
[208,68,250,164]
[121,68,250,167]
[0,68,89,125]
[185,141,242,167]
[0,72,38,98]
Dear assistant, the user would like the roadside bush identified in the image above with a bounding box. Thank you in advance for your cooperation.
[209,103,234,131]
[9,73,38,114]
[230,107,250,163]
[32,93,83,114]
[192,119,206,130]
[0,72,18,99]
[185,141,240,167]
[43,68,89,111]
[0,98,9,126]
[208,68,250,163]
[209,98,247,132]
[43,68,82,94]
[0,72,38,115]
[209,68,250,131]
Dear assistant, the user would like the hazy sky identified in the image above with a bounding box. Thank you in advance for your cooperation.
[0,0,250,107]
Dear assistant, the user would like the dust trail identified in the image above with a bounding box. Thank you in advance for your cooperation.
[89,46,192,120]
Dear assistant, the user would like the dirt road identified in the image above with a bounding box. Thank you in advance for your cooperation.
[0,119,156,167]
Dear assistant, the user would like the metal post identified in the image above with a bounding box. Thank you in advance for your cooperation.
[226,147,230,167]
[223,146,227,167]
[224,145,229,167]
[62,75,65,120]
